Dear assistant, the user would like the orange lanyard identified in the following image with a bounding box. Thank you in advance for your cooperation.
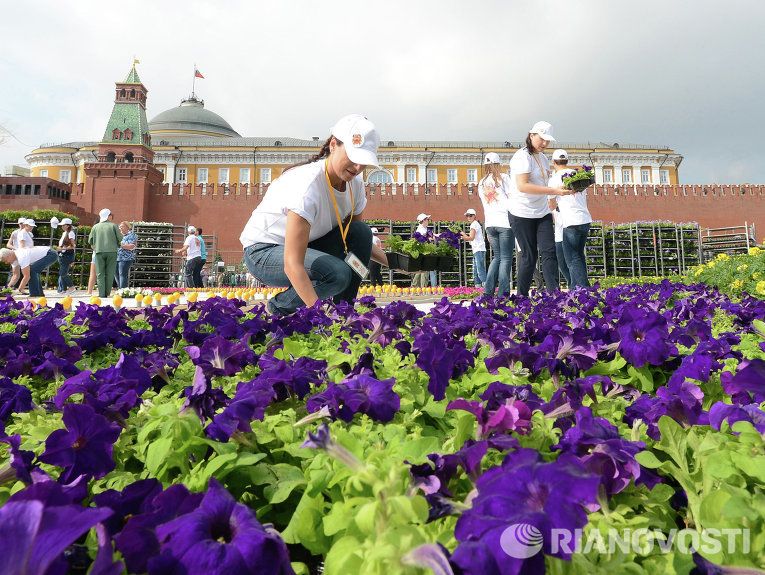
[324,160,355,254]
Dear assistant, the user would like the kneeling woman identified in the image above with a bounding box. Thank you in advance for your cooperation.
[240,114,388,315]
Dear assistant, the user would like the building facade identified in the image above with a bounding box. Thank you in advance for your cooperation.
[11,65,763,261]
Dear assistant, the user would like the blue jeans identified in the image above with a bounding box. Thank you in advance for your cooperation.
[57,250,75,292]
[472,251,487,286]
[184,257,201,288]
[562,223,591,288]
[511,213,559,296]
[243,221,373,315]
[555,242,571,286]
[484,226,514,297]
[29,249,58,297]
[116,259,133,289]
[429,271,437,287]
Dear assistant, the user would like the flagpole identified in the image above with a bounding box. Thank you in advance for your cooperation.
[192,63,196,98]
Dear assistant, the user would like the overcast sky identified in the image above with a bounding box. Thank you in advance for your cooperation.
[1,0,763,183]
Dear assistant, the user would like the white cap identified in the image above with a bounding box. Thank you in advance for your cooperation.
[552,149,568,160]
[416,213,431,222]
[60,218,72,225]
[188,225,196,233]
[99,208,111,222]
[465,208,477,216]
[483,152,501,165]
[330,114,380,167]
[25,218,36,227]
[370,227,379,234]
[529,121,556,141]
[17,217,25,224]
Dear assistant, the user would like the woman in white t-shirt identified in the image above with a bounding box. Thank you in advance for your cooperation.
[239,114,387,315]
[5,217,27,289]
[1,246,58,297]
[176,226,201,288]
[508,121,574,296]
[460,208,487,287]
[478,153,513,297]
[548,149,593,288]
[56,218,76,293]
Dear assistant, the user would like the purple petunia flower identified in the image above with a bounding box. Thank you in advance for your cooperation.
[205,378,275,442]
[0,376,34,423]
[413,328,475,401]
[151,479,294,575]
[617,308,677,367]
[0,433,38,485]
[451,448,600,575]
[182,366,230,423]
[306,373,400,423]
[93,478,164,537]
[39,403,122,482]
[114,484,204,574]
[708,401,765,434]
[447,397,531,439]
[256,355,327,400]
[0,497,112,575]
[185,335,257,377]
[721,359,765,405]
[624,379,707,440]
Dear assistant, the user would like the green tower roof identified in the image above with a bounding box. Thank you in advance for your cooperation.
[101,65,151,146]
[124,65,142,84]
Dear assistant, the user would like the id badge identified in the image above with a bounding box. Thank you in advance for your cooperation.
[344,251,369,279]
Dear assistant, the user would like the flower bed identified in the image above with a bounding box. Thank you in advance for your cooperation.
[1,283,765,574]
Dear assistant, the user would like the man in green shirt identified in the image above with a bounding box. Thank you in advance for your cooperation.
[88,208,123,298]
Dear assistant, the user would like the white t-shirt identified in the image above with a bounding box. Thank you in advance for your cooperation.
[372,235,381,248]
[59,230,76,251]
[478,173,512,229]
[415,224,429,236]
[184,234,201,259]
[468,220,486,252]
[509,148,552,219]
[16,246,51,269]
[240,161,367,247]
[552,209,564,242]
[548,169,592,228]
[14,230,34,249]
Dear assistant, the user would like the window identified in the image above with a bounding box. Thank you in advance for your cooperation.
[621,168,632,183]
[367,169,393,184]
[260,168,272,183]
[660,170,669,184]
[239,168,250,184]
[603,168,613,183]
[177,168,187,182]
[447,169,458,184]
[197,168,208,183]
[426,168,437,184]
[219,168,229,184]
[59,170,71,183]
[40,169,48,178]
[641,169,651,184]
[406,167,417,183]
[467,169,477,183]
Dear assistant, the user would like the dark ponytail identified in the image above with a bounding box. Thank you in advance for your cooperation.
[525,134,537,153]
[284,136,337,173]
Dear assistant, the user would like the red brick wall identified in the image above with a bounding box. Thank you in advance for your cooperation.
[64,182,765,261]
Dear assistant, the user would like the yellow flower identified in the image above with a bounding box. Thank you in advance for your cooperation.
[716,253,730,261]
[737,264,749,273]
[753,272,762,280]
[757,281,765,295]
[731,279,744,290]
[749,247,762,256]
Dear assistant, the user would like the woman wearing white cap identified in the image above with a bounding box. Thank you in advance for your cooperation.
[176,226,201,288]
[478,153,513,297]
[5,217,31,289]
[1,246,58,297]
[56,218,76,293]
[88,208,122,298]
[460,209,487,287]
[548,149,592,288]
[508,121,574,297]
[239,114,387,315]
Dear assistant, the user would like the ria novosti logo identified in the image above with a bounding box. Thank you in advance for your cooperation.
[500,523,544,558]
